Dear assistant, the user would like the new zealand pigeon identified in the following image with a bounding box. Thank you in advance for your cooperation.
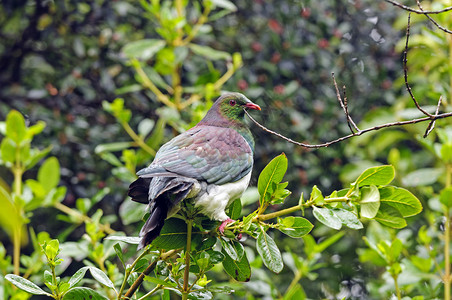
[128,92,261,250]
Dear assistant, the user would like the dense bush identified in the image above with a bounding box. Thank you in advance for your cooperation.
[1,0,452,299]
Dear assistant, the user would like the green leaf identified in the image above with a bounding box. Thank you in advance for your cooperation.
[211,0,237,11]
[94,142,133,154]
[114,243,124,268]
[5,274,51,296]
[88,267,115,290]
[359,185,380,219]
[144,276,177,287]
[222,249,251,282]
[354,165,395,187]
[63,287,108,300]
[315,231,345,253]
[374,204,407,229]
[258,153,288,204]
[310,185,324,205]
[220,238,244,261]
[38,157,60,192]
[312,206,342,230]
[138,119,155,137]
[256,230,283,273]
[332,208,363,229]
[25,145,53,170]
[68,267,89,288]
[45,239,60,260]
[440,187,452,208]
[283,283,306,300]
[278,217,313,238]
[43,270,52,284]
[271,182,291,204]
[379,186,422,217]
[0,185,22,238]
[360,185,380,219]
[105,235,140,244]
[229,198,242,220]
[401,168,443,187]
[0,138,15,163]
[26,179,46,199]
[188,43,231,60]
[122,39,166,60]
[26,120,46,139]
[152,218,201,250]
[6,110,27,144]
[441,143,452,163]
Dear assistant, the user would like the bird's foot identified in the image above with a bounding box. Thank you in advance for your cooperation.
[218,218,234,234]
[218,218,242,240]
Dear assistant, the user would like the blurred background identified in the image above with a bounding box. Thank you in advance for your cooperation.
[1,0,452,299]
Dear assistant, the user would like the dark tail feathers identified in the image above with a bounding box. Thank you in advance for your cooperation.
[138,203,167,250]
[128,177,194,250]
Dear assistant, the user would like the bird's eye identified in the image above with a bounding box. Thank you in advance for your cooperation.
[229,100,236,106]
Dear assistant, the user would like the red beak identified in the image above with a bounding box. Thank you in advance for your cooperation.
[244,102,261,111]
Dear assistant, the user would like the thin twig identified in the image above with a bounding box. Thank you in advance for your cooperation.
[423,96,443,138]
[403,13,435,119]
[182,219,193,298]
[416,0,452,34]
[245,109,452,149]
[332,73,359,132]
[384,0,452,14]
[124,249,178,299]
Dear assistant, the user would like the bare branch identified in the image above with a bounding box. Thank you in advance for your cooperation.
[332,73,360,133]
[416,0,452,34]
[424,96,443,138]
[403,13,435,118]
[385,0,452,14]
[245,109,452,149]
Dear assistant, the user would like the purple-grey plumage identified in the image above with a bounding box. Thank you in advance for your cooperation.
[128,92,261,250]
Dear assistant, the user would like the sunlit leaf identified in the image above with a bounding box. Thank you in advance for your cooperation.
[379,186,422,217]
[256,230,283,273]
[354,165,395,187]
[278,217,313,238]
[360,185,380,219]
[332,208,363,229]
[38,157,60,192]
[104,235,140,245]
[258,153,288,204]
[312,206,342,230]
[6,110,26,144]
[220,238,244,261]
[5,274,51,296]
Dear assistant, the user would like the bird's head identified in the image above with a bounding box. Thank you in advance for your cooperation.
[199,92,261,128]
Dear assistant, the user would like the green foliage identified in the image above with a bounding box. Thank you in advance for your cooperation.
[1,0,452,299]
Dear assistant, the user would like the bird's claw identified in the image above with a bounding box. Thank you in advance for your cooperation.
[218,218,242,240]
[218,218,234,234]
